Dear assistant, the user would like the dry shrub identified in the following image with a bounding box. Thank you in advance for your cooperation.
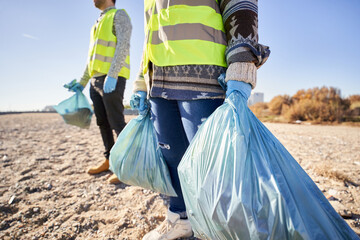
[283,87,345,122]
[347,95,360,113]
[249,102,268,117]
[312,163,354,184]
[268,95,291,115]
[284,101,307,121]
[348,94,360,104]
[285,99,343,122]
[342,95,360,121]
[263,86,356,123]
[350,102,360,110]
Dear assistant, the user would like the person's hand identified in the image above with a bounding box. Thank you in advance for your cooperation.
[103,76,117,93]
[70,83,84,92]
[226,80,252,99]
[130,91,148,112]
[64,79,84,92]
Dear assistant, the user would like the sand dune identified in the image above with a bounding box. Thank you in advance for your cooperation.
[0,113,359,239]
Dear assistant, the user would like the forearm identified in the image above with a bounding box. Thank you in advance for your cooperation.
[107,10,132,79]
[133,58,147,93]
[79,65,91,87]
[219,0,270,88]
[133,37,148,93]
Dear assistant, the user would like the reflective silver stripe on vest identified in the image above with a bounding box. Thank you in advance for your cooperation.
[92,39,117,49]
[91,54,130,69]
[151,23,226,45]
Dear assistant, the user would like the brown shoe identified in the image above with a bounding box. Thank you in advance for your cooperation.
[87,159,109,175]
[108,174,121,184]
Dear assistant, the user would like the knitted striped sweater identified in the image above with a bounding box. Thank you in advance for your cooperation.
[134,0,270,100]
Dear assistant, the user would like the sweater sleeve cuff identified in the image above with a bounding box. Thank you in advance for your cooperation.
[225,62,257,89]
[133,79,147,93]
[133,70,148,93]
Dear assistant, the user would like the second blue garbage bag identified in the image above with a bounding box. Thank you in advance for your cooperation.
[109,111,177,197]
[178,91,358,239]
[53,90,93,129]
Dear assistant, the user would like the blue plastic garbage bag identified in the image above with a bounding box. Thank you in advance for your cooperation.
[109,110,177,197]
[178,91,359,239]
[53,90,93,129]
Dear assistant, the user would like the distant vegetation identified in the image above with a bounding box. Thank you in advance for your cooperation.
[2,87,359,123]
[250,86,360,124]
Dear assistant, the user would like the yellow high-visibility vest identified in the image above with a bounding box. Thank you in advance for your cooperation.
[88,9,130,79]
[143,0,227,74]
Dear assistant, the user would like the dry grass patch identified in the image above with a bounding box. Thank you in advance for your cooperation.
[312,163,358,186]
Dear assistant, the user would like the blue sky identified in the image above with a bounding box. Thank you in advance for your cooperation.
[0,0,359,111]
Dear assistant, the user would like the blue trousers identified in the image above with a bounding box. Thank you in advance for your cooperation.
[149,98,223,214]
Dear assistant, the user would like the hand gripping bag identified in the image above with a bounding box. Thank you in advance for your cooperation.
[109,110,177,197]
[53,90,93,129]
[178,91,359,240]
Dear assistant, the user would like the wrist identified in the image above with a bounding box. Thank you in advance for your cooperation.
[226,80,252,99]
[226,62,257,89]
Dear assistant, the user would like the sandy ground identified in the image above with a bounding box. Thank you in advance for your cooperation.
[0,113,359,239]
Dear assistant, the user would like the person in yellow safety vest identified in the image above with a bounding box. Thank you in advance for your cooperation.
[69,0,131,184]
[131,0,270,239]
